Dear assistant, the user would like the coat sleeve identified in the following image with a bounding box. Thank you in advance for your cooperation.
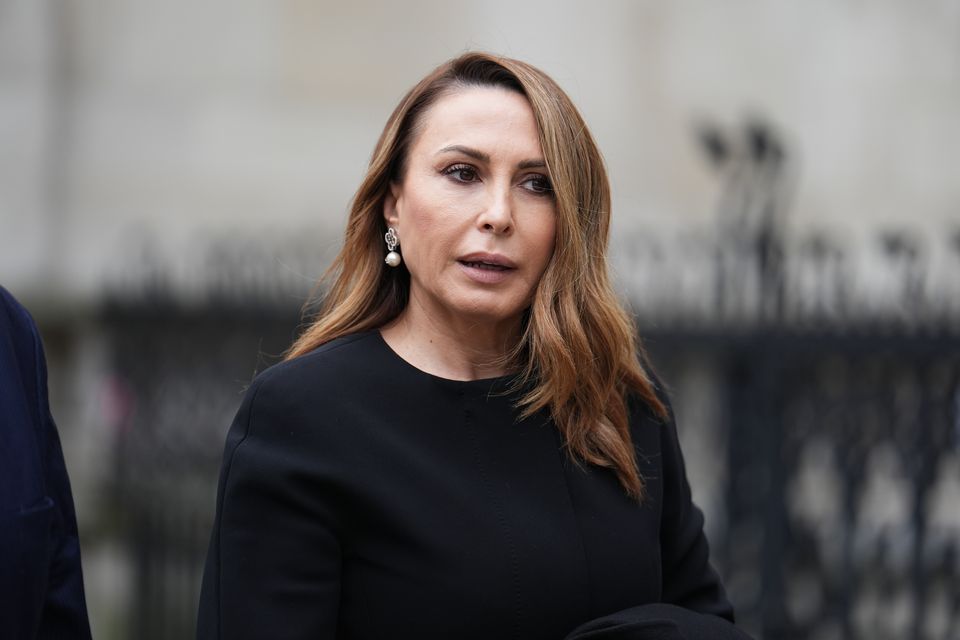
[32,317,94,640]
[197,368,343,640]
[657,393,731,617]
[565,386,753,640]
[0,287,92,640]
[655,388,754,637]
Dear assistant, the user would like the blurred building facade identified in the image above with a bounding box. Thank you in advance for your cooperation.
[2,1,959,639]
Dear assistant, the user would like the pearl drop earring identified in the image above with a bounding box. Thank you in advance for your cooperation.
[384,228,401,267]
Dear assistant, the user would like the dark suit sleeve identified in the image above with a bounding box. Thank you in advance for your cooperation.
[197,370,342,639]
[0,286,92,640]
[29,318,94,640]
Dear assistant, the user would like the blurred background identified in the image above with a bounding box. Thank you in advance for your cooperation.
[2,1,959,638]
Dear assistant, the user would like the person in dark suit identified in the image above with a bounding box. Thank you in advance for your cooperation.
[198,52,752,639]
[0,286,92,640]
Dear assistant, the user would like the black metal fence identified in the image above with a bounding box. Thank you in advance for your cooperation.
[101,303,300,640]
[648,330,960,640]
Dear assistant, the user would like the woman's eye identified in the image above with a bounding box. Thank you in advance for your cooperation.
[444,165,478,183]
[522,175,553,194]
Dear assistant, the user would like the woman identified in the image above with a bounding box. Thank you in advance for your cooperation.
[198,52,750,640]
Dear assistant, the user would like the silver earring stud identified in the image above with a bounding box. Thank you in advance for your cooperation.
[384,227,401,267]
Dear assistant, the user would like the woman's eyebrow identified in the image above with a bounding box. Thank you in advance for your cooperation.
[437,144,489,162]
[436,144,546,170]
[517,158,547,170]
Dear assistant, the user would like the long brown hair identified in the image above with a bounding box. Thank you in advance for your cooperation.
[286,52,667,499]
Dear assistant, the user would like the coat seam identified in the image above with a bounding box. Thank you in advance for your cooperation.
[463,397,524,639]
[554,433,598,620]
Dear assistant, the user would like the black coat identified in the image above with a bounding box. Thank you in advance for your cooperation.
[0,287,91,640]
[198,331,750,639]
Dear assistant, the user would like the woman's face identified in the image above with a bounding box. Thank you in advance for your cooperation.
[384,85,557,331]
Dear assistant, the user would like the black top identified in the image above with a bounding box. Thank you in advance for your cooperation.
[197,331,742,640]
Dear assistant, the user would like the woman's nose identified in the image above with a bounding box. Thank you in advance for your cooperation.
[477,186,513,235]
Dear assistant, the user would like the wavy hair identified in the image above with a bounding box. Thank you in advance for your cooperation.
[286,52,666,499]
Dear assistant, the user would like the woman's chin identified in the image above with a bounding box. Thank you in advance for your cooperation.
[449,300,527,329]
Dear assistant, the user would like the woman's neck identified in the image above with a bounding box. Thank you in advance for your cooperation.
[379,302,521,381]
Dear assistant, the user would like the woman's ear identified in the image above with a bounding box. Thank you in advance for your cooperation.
[383,182,401,228]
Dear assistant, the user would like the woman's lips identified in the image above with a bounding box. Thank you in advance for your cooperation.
[457,258,516,284]
[458,252,518,268]
[459,260,510,271]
